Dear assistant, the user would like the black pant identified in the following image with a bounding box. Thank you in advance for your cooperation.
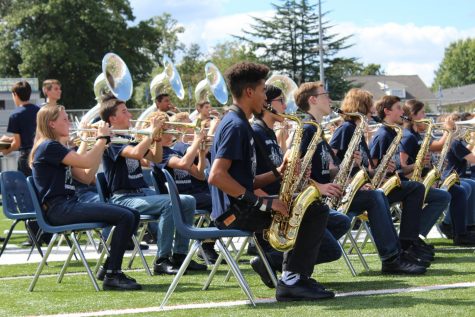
[18,150,32,177]
[386,180,424,241]
[47,197,140,271]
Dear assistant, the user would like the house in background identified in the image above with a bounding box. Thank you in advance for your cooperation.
[346,75,438,112]
[440,83,475,113]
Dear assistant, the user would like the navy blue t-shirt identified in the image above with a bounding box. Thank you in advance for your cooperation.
[300,119,332,184]
[252,120,283,195]
[32,140,75,204]
[400,127,421,165]
[369,125,402,172]
[153,146,194,194]
[102,143,148,193]
[444,139,471,178]
[210,110,256,219]
[330,120,369,168]
[172,141,210,194]
[7,104,40,151]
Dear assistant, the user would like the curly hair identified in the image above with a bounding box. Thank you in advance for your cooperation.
[340,88,373,120]
[224,62,269,99]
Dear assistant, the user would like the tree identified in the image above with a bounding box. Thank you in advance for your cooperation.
[236,0,354,99]
[0,0,184,109]
[433,38,475,90]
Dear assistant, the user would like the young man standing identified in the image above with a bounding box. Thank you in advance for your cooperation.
[41,79,62,107]
[209,62,334,301]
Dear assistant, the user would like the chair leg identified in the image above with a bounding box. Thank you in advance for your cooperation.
[253,234,278,287]
[58,232,82,283]
[29,233,58,292]
[224,237,250,282]
[131,234,152,276]
[203,237,233,290]
[94,227,114,274]
[127,222,148,269]
[348,221,365,254]
[346,230,370,272]
[337,240,357,277]
[85,231,98,252]
[70,232,100,291]
[0,219,19,258]
[341,216,357,247]
[216,238,256,306]
[160,241,200,309]
[24,220,44,259]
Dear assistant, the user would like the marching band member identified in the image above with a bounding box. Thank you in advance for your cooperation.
[41,79,62,107]
[370,95,448,256]
[99,95,206,275]
[209,62,335,301]
[400,100,475,245]
[30,105,142,290]
[303,86,425,274]
[249,84,351,288]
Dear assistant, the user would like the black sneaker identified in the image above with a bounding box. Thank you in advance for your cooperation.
[437,222,453,239]
[97,267,136,282]
[154,258,179,275]
[413,238,435,256]
[250,256,275,289]
[197,246,220,264]
[276,278,335,302]
[103,272,141,291]
[382,256,427,275]
[171,254,207,271]
[401,248,431,268]
[416,237,435,250]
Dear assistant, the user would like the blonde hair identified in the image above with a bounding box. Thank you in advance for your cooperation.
[340,88,373,120]
[29,105,65,166]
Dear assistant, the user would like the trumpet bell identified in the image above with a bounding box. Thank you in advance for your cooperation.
[194,62,229,105]
[150,55,185,101]
[265,74,298,114]
[101,53,133,101]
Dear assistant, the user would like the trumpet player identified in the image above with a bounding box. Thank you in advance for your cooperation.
[209,62,334,301]
[370,96,448,260]
[296,85,425,274]
[155,93,178,115]
[99,95,201,275]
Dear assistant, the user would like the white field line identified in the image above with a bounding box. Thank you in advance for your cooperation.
[30,281,475,317]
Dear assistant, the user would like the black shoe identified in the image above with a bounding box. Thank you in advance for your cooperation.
[97,266,106,281]
[416,237,435,250]
[246,243,258,256]
[0,237,5,242]
[154,258,179,275]
[250,256,275,289]
[382,256,427,275]
[143,231,157,245]
[454,233,475,246]
[413,238,435,256]
[401,248,431,268]
[103,272,141,291]
[197,246,220,264]
[171,254,207,271]
[407,244,435,262]
[21,240,33,247]
[438,222,453,239]
[276,278,335,302]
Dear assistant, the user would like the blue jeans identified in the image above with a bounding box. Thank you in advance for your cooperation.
[76,186,101,203]
[444,179,475,227]
[110,188,196,258]
[444,184,469,235]
[347,190,400,261]
[419,187,451,236]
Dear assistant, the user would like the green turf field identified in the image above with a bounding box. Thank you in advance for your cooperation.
[1,207,475,317]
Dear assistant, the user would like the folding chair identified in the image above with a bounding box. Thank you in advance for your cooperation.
[0,171,43,259]
[160,169,277,308]
[95,172,155,275]
[339,212,371,276]
[26,177,108,291]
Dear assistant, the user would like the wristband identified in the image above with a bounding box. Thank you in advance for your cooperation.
[237,190,259,206]
[96,135,111,145]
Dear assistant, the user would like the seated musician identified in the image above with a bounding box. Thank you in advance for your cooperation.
[249,84,351,288]
[209,62,334,301]
[400,101,475,245]
[30,105,141,290]
[370,95,448,256]
[296,84,426,274]
[99,95,206,275]
[439,112,475,240]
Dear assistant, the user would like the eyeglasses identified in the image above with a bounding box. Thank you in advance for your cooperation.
[312,92,329,98]
[271,97,285,104]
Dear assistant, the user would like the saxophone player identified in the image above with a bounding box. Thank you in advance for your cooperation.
[295,85,425,274]
[370,96,448,260]
[249,84,351,289]
[400,101,475,245]
[209,62,334,301]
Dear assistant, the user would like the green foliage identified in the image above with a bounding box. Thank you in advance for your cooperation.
[433,38,475,90]
[0,0,184,109]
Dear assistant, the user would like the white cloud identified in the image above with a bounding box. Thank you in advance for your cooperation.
[333,22,475,85]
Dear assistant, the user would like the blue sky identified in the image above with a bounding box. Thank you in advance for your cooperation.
[129,0,475,86]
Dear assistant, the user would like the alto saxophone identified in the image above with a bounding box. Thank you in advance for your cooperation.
[327,112,371,214]
[266,117,322,252]
[372,122,403,195]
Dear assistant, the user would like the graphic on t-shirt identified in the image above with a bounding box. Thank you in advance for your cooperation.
[174,168,191,184]
[64,166,75,191]
[320,144,331,175]
[250,138,257,178]
[125,158,143,180]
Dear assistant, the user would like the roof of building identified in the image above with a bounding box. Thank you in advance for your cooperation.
[440,83,475,106]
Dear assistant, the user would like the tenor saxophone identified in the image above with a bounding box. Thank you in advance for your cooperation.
[327,112,370,214]
[266,118,322,252]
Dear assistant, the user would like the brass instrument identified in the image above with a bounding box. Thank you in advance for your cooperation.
[265,74,298,114]
[371,120,403,195]
[150,55,185,101]
[410,119,433,184]
[327,111,371,213]
[194,62,229,105]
